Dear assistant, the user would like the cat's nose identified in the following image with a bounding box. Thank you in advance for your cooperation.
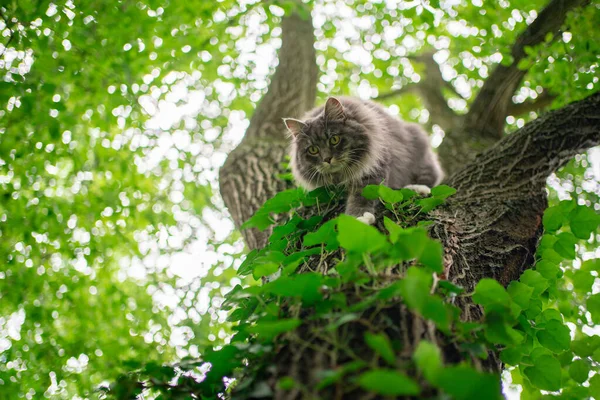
[323,157,332,164]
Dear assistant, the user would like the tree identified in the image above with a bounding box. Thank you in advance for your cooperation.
[216,1,600,399]
[2,0,599,399]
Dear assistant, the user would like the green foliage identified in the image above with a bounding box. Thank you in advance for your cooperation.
[2,0,598,397]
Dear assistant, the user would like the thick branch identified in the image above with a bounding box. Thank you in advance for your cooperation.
[450,91,600,201]
[219,12,318,249]
[465,0,589,138]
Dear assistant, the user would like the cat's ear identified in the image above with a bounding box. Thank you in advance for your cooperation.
[283,118,307,138]
[324,97,346,121]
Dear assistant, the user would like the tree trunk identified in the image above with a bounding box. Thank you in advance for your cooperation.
[218,2,600,398]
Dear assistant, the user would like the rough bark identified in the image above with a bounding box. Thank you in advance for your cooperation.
[219,13,318,250]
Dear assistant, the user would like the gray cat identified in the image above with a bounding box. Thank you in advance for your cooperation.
[284,96,443,224]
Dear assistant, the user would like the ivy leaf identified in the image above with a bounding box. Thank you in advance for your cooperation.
[303,219,339,250]
[472,279,511,312]
[485,311,523,345]
[364,333,396,366]
[338,215,388,254]
[356,369,420,396]
[399,267,432,311]
[543,205,566,231]
[419,240,444,273]
[536,320,571,353]
[430,185,456,199]
[568,359,590,383]
[553,232,578,260]
[378,186,404,204]
[361,185,403,204]
[242,188,303,230]
[519,270,549,297]
[571,335,600,357]
[419,197,445,213]
[590,373,600,399]
[586,293,600,324]
[569,205,600,239]
[507,281,533,310]
[246,318,302,340]
[436,365,501,400]
[413,341,442,383]
[262,273,323,305]
[524,355,561,391]
[362,185,381,200]
[535,260,561,280]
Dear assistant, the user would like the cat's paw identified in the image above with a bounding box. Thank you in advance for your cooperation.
[404,184,431,195]
[356,212,376,225]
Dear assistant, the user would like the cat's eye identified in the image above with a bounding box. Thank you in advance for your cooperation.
[307,146,320,155]
[329,135,341,146]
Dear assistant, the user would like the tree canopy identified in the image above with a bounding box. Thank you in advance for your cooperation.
[0,0,599,399]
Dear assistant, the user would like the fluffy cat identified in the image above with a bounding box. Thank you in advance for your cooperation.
[284,96,443,224]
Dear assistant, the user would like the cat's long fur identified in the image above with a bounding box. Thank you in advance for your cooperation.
[285,96,443,218]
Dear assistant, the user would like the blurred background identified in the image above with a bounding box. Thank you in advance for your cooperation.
[0,0,598,398]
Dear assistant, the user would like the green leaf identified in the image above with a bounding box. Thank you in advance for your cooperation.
[393,227,429,259]
[399,267,432,311]
[485,311,523,345]
[569,205,600,239]
[246,318,302,340]
[535,260,561,280]
[263,273,323,305]
[543,205,566,231]
[303,219,339,250]
[553,232,578,260]
[364,333,396,366]
[419,197,444,212]
[242,188,304,230]
[590,373,600,399]
[378,186,404,204]
[586,293,600,324]
[436,365,502,400]
[277,377,296,390]
[571,335,600,357]
[571,269,595,294]
[431,185,456,199]
[413,341,442,383]
[472,279,511,312]
[419,240,444,273]
[337,215,388,254]
[507,281,533,309]
[362,185,381,200]
[568,359,590,383]
[356,369,420,396]
[361,185,403,204]
[383,216,404,244]
[519,270,549,297]
[536,320,571,353]
[524,355,561,391]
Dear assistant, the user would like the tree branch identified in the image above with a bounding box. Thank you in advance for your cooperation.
[464,0,589,138]
[450,91,600,201]
[376,53,462,132]
[219,11,318,249]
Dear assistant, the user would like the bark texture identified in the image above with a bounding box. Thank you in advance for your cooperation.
[219,13,318,250]
[218,0,600,398]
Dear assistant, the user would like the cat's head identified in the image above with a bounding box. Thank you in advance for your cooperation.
[285,97,370,189]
